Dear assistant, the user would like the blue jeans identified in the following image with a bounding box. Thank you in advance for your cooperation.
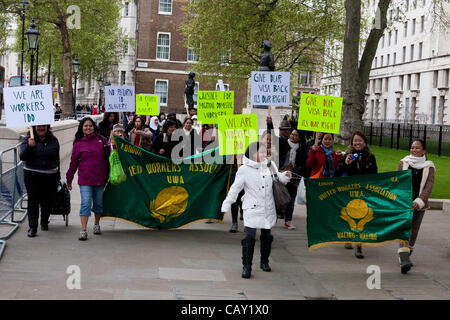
[79,185,104,217]
[284,183,298,222]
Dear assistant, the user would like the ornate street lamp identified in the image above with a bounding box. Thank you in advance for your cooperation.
[26,18,40,86]
[97,76,104,106]
[20,0,29,86]
[72,55,81,118]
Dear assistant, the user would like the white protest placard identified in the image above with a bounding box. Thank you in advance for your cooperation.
[4,84,54,128]
[104,86,136,112]
[250,71,290,107]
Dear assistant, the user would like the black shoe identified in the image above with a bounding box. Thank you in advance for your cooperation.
[27,229,37,237]
[398,249,412,274]
[41,225,48,231]
[242,266,252,278]
[260,261,271,272]
[355,246,364,259]
[229,223,238,233]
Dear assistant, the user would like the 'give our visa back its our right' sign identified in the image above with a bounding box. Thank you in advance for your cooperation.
[297,93,343,134]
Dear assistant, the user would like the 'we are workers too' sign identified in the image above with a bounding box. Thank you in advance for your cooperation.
[4,84,54,128]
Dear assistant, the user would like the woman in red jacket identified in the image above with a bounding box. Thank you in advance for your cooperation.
[306,133,343,179]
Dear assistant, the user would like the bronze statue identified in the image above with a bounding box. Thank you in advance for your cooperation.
[185,72,196,109]
[260,40,275,71]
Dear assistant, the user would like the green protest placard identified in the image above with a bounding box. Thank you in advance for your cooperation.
[136,94,159,115]
[218,114,258,155]
[197,91,234,124]
[297,93,343,134]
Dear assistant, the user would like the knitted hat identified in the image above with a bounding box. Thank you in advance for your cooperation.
[112,124,124,133]
[279,120,292,130]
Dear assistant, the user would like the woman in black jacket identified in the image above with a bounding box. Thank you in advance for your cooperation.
[98,112,119,139]
[20,126,60,237]
[335,131,378,259]
[151,119,178,159]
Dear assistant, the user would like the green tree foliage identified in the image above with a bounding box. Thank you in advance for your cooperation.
[180,0,345,86]
[10,0,125,114]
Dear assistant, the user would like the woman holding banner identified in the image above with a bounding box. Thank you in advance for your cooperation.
[396,140,435,274]
[20,125,60,237]
[66,118,110,241]
[335,131,378,259]
[221,142,291,279]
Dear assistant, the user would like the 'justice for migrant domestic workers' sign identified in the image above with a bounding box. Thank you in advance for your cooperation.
[250,71,290,107]
[197,91,234,124]
[297,93,343,134]
[105,86,136,112]
[4,84,54,127]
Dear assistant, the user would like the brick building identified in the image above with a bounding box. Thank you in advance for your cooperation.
[135,0,247,115]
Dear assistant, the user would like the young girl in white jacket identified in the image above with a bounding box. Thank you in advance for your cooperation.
[222,142,291,278]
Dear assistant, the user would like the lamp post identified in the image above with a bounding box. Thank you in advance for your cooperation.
[72,55,80,119]
[20,0,29,86]
[97,76,104,107]
[26,19,40,86]
[35,24,39,85]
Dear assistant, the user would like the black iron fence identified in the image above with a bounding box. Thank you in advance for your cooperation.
[363,121,450,157]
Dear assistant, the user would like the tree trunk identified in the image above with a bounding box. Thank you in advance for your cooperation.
[59,20,74,117]
[339,0,391,145]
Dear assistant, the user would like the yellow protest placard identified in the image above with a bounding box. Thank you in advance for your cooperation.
[197,91,234,124]
[136,94,159,115]
[218,114,258,155]
[297,93,343,134]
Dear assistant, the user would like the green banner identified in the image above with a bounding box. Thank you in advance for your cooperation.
[102,137,232,229]
[305,171,413,250]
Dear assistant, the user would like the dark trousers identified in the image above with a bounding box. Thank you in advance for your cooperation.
[231,190,244,223]
[244,227,272,240]
[284,183,298,222]
[24,170,58,231]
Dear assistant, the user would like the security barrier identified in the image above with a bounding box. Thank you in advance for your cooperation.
[0,143,27,261]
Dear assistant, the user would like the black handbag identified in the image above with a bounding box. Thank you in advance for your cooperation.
[268,164,291,219]
[50,181,71,216]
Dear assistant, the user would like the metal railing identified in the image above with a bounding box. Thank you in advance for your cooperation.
[0,143,27,261]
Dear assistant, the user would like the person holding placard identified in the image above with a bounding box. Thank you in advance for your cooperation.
[221,142,291,279]
[178,117,200,158]
[306,133,343,179]
[66,118,110,241]
[335,131,378,259]
[149,116,161,144]
[20,125,60,237]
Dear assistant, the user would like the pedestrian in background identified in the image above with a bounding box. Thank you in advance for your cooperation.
[221,142,291,279]
[335,131,378,259]
[396,139,435,274]
[20,125,60,237]
[98,112,119,140]
[66,118,110,241]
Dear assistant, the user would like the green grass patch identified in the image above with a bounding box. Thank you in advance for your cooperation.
[334,143,450,199]
[368,136,450,157]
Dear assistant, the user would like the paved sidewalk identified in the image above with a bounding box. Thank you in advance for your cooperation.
[0,157,449,300]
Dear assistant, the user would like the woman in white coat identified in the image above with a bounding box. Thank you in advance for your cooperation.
[222,142,291,279]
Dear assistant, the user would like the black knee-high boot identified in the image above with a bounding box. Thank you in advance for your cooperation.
[242,237,255,278]
[260,234,273,272]
[398,247,412,274]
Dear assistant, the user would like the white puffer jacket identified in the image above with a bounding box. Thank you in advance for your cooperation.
[221,156,290,229]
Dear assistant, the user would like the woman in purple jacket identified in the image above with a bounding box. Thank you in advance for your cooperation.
[66,118,110,241]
